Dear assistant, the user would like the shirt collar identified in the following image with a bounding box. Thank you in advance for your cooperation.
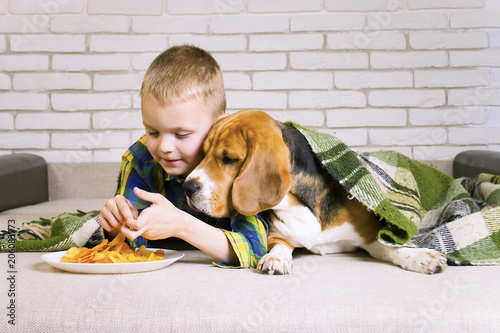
[165,174,185,183]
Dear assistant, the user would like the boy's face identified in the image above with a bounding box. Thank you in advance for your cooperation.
[141,94,221,178]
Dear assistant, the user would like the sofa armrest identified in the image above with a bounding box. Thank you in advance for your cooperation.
[0,154,48,212]
[453,150,500,178]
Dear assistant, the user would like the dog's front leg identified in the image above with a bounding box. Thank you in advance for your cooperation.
[258,242,294,275]
[257,211,296,275]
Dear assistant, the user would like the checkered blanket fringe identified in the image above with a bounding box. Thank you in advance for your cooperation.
[288,122,500,266]
[0,211,103,252]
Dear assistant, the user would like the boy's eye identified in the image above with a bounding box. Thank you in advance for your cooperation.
[222,156,239,165]
[148,131,159,136]
[176,133,190,139]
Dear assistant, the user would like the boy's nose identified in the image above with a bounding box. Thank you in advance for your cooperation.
[159,136,175,153]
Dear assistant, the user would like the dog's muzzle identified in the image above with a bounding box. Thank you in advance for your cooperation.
[182,170,222,216]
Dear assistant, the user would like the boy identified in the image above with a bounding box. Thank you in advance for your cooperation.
[98,45,267,268]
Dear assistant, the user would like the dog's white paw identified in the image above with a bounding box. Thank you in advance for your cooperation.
[257,252,293,275]
[398,248,448,274]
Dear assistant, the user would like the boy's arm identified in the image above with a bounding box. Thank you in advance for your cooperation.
[121,188,268,267]
[174,212,240,266]
[219,214,268,268]
[173,212,268,268]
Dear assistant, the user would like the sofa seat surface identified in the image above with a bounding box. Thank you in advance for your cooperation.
[1,248,499,332]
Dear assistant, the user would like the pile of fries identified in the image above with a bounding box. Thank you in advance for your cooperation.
[61,234,165,263]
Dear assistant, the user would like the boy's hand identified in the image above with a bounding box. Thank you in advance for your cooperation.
[120,188,238,266]
[120,187,183,241]
[98,195,139,233]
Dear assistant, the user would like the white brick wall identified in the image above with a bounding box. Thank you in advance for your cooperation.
[249,0,322,13]
[367,12,448,30]
[214,53,287,71]
[167,0,244,15]
[451,10,500,29]
[290,52,369,69]
[0,55,49,71]
[16,113,90,130]
[253,72,333,90]
[407,0,483,10]
[334,71,412,89]
[371,51,448,68]
[0,93,49,110]
[93,74,143,91]
[51,93,132,112]
[9,0,84,14]
[11,35,86,52]
[327,32,406,50]
[51,16,130,33]
[88,0,163,15]
[210,15,288,34]
[0,73,10,90]
[325,0,404,12]
[89,35,167,52]
[409,31,489,49]
[249,33,323,51]
[1,0,500,163]
[414,69,489,88]
[13,73,91,90]
[369,90,446,107]
[291,13,365,31]
[133,16,208,34]
[52,54,130,71]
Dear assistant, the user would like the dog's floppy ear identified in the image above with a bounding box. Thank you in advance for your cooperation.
[232,127,291,216]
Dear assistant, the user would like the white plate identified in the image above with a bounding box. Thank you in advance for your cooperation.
[40,248,184,274]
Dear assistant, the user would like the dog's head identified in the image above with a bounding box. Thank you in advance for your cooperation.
[183,110,291,217]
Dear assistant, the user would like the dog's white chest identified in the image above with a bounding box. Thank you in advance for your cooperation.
[272,196,364,255]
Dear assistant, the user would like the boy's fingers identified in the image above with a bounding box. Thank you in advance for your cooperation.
[120,224,136,239]
[127,200,139,219]
[120,223,147,240]
[99,206,122,230]
[125,215,139,231]
[117,197,136,223]
[133,187,162,205]
[98,195,139,233]
[97,214,113,232]
[125,208,148,231]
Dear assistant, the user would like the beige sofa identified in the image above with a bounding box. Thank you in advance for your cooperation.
[1,156,500,332]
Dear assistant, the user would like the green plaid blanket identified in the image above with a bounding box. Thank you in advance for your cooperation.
[0,211,102,252]
[289,123,500,266]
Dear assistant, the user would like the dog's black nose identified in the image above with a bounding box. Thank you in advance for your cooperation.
[182,180,200,198]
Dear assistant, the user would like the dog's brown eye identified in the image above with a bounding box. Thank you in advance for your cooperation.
[222,156,239,165]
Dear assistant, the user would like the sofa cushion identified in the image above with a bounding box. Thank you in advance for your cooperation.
[0,154,48,212]
[453,150,500,178]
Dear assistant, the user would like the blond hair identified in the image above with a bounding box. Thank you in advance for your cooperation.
[141,45,226,118]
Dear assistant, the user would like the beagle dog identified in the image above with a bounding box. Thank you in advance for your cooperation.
[183,110,447,275]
